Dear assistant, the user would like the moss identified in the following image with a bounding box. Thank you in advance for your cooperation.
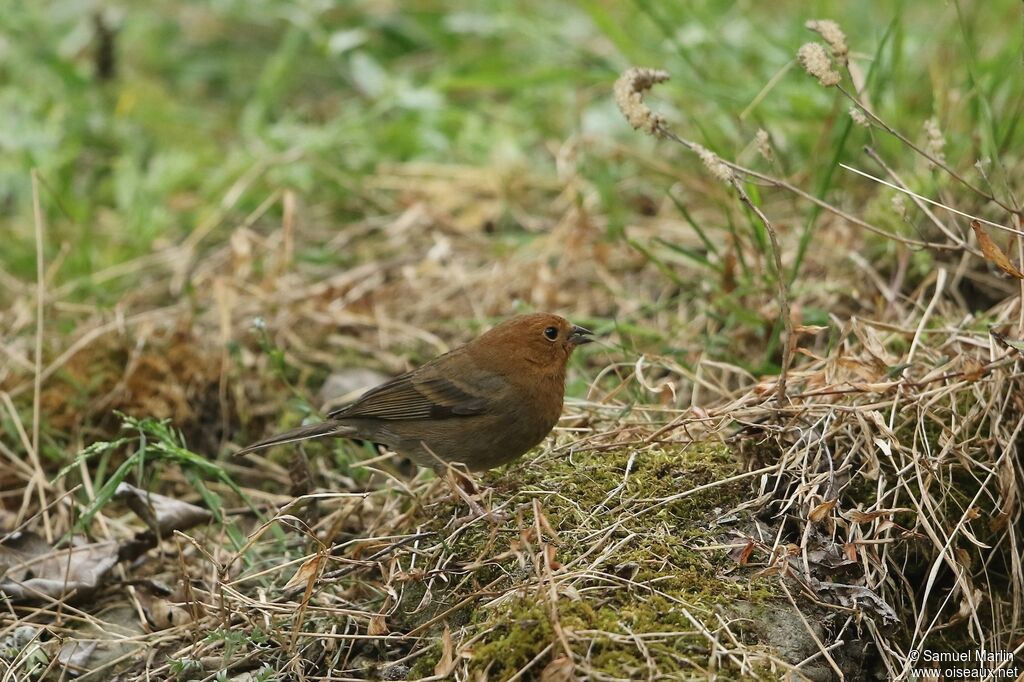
[470,603,555,677]
[466,592,781,680]
[400,442,788,680]
[503,442,746,528]
[408,642,442,679]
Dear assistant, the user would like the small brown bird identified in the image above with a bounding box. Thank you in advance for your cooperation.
[235,313,594,471]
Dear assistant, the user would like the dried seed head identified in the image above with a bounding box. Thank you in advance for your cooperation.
[923,117,946,165]
[754,129,774,162]
[614,67,670,137]
[891,193,907,220]
[797,42,841,87]
[849,106,870,127]
[694,144,734,185]
[805,19,848,59]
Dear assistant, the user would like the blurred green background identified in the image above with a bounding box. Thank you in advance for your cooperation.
[3,0,1021,305]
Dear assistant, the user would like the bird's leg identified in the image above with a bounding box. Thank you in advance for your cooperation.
[444,468,506,524]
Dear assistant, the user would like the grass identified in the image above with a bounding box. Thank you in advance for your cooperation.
[2,0,1024,679]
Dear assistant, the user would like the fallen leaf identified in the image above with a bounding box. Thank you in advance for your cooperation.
[544,544,562,571]
[814,580,898,624]
[809,499,838,523]
[283,554,324,593]
[114,483,212,536]
[961,360,986,382]
[730,539,755,566]
[852,319,893,368]
[434,624,456,677]
[540,654,575,681]
[136,584,197,630]
[972,220,1024,279]
[56,640,98,672]
[0,533,119,601]
[368,613,389,636]
[990,511,1011,532]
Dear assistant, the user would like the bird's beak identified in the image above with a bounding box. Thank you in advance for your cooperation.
[568,324,595,346]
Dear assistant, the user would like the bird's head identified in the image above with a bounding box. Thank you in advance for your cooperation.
[471,313,594,378]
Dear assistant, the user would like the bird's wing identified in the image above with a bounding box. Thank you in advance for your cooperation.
[327,364,492,421]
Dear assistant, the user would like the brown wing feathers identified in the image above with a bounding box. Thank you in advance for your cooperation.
[328,374,489,421]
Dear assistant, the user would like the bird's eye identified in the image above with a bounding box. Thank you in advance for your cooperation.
[543,326,559,340]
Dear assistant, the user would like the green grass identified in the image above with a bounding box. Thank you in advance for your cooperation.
[4,0,1021,378]
[4,1,1021,285]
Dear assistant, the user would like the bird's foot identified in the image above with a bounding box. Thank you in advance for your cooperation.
[445,470,507,525]
[454,498,508,525]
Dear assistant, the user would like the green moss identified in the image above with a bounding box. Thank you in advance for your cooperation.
[402,442,785,680]
[471,603,555,677]
[466,592,780,680]
[409,642,443,679]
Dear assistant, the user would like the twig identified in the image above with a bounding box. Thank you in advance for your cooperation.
[29,170,52,542]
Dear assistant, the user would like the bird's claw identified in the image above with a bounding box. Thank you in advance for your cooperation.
[445,470,506,524]
[454,500,508,526]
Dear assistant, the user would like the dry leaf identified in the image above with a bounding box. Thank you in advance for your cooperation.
[0,533,118,601]
[115,483,212,536]
[730,539,755,566]
[972,220,1024,279]
[135,584,197,630]
[815,581,898,624]
[754,563,785,578]
[56,639,97,671]
[852,319,893,368]
[434,624,456,677]
[544,544,562,570]
[540,654,575,681]
[961,359,986,382]
[283,554,324,593]
[367,613,389,636]
[809,498,838,523]
[990,512,1011,532]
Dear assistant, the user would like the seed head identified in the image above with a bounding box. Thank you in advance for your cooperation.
[891,194,907,220]
[694,144,734,185]
[754,129,774,162]
[797,42,841,87]
[849,106,870,127]
[923,117,946,166]
[614,67,670,137]
[805,19,848,60]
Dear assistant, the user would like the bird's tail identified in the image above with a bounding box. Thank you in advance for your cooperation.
[233,421,351,457]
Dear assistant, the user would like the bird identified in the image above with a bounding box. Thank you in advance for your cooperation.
[234,313,594,472]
